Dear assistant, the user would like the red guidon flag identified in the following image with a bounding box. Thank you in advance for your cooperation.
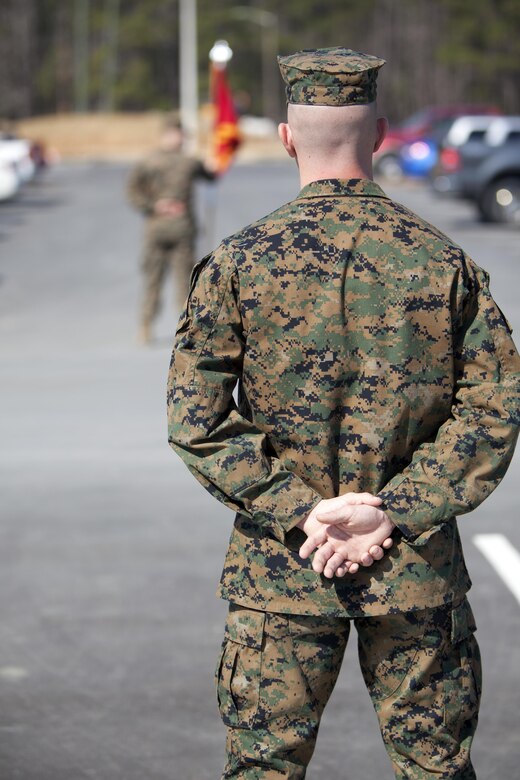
[211,63,241,173]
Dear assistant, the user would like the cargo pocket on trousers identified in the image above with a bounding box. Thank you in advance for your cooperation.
[443,598,481,734]
[215,605,266,729]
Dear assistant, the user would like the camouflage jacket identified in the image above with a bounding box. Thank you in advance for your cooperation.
[167,178,520,617]
[127,149,213,227]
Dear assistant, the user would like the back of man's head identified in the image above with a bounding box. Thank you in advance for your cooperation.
[288,102,378,163]
[277,47,387,182]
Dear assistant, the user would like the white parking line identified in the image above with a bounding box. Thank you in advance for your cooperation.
[473,534,520,606]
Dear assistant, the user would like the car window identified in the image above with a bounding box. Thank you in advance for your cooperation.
[467,130,487,141]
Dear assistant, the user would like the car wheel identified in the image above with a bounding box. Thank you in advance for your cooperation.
[375,154,403,182]
[478,176,520,224]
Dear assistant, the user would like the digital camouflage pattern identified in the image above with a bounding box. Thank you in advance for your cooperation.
[167,177,520,618]
[127,149,213,314]
[217,599,481,778]
[278,47,385,106]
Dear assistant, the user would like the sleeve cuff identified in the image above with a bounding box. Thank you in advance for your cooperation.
[378,477,450,545]
[249,471,322,544]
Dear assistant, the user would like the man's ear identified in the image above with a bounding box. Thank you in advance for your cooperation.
[374,116,388,153]
[278,122,297,159]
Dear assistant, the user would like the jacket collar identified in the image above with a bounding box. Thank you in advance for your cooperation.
[297,178,389,200]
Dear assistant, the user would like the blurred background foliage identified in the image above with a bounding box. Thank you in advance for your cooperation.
[1,0,519,123]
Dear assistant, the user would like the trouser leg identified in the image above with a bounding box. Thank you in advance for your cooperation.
[216,604,350,779]
[170,235,195,309]
[141,240,168,327]
[356,597,482,779]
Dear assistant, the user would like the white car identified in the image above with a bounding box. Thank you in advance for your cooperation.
[0,137,36,184]
[0,160,20,201]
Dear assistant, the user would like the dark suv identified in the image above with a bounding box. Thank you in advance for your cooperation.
[431,117,520,224]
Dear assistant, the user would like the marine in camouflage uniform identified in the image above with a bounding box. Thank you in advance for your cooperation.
[167,48,520,778]
[127,113,215,343]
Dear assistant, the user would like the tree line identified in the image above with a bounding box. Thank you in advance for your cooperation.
[1,0,519,124]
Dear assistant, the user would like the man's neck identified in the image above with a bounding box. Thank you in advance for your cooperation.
[298,161,373,188]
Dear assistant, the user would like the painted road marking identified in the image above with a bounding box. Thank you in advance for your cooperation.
[473,534,520,606]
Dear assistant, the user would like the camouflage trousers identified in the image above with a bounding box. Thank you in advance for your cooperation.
[216,599,481,779]
[140,233,194,325]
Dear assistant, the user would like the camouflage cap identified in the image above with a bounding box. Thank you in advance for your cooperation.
[278,47,385,107]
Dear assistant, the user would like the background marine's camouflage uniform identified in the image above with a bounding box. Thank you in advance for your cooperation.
[167,47,520,779]
[127,148,213,323]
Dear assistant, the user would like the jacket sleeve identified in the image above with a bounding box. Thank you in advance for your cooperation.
[167,247,322,543]
[127,162,154,214]
[379,260,520,544]
[192,159,217,182]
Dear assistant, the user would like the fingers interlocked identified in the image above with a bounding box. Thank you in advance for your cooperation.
[298,491,395,578]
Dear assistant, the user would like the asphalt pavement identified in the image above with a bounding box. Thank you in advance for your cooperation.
[1,161,519,779]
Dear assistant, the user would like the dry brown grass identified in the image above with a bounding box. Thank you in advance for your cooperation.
[15,110,285,163]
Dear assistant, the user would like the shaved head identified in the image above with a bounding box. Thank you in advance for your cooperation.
[279,102,387,183]
[288,102,378,161]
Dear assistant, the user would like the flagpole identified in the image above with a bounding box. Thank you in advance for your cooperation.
[202,41,236,252]
[204,44,226,254]
[179,0,198,151]
[202,172,219,256]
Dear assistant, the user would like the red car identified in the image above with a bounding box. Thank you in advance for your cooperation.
[374,104,502,180]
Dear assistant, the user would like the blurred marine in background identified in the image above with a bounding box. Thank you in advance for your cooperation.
[167,48,520,779]
[127,112,215,345]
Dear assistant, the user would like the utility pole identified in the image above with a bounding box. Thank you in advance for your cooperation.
[179,0,198,148]
[74,0,90,112]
